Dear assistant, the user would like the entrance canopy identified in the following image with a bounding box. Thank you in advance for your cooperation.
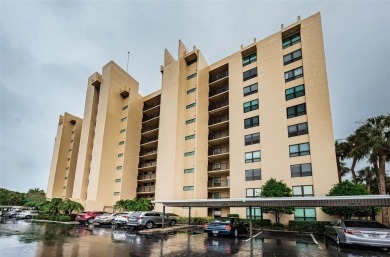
[153,195,390,208]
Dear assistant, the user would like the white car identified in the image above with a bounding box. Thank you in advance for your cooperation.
[114,212,133,226]
[16,210,39,219]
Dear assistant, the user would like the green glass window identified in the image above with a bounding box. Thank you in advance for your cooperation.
[187,73,197,80]
[283,49,302,65]
[245,151,261,163]
[183,186,194,191]
[242,52,257,66]
[293,185,314,197]
[289,143,310,157]
[121,117,128,122]
[184,151,195,157]
[246,207,262,219]
[117,166,123,170]
[122,105,128,110]
[186,118,196,124]
[285,85,305,100]
[291,163,312,177]
[118,153,123,157]
[294,208,316,221]
[115,179,121,183]
[282,33,301,49]
[243,99,259,113]
[185,134,195,140]
[286,103,306,118]
[187,88,197,94]
[243,83,258,96]
[120,129,126,133]
[114,192,120,196]
[119,141,125,145]
[186,103,196,109]
[184,168,195,173]
[244,116,259,129]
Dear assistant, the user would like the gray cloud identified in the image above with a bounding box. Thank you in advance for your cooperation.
[1,1,389,192]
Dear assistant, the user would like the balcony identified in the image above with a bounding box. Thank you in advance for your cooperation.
[207,180,230,189]
[137,185,155,193]
[208,162,230,175]
[209,99,229,112]
[137,173,156,181]
[139,148,157,161]
[143,101,160,111]
[209,114,229,130]
[142,124,159,134]
[140,136,158,146]
[207,196,229,199]
[138,160,157,171]
[209,71,229,84]
[140,148,157,156]
[142,112,160,123]
[209,85,229,98]
[209,115,229,126]
[209,130,229,144]
[208,146,229,161]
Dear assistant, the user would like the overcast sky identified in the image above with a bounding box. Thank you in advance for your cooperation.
[1,1,389,193]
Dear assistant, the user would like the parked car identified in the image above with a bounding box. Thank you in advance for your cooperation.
[3,209,22,218]
[15,210,39,219]
[127,211,177,229]
[94,213,118,225]
[76,211,106,224]
[114,212,133,226]
[325,220,390,247]
[204,217,248,237]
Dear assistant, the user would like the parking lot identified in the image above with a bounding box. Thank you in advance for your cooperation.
[0,218,389,256]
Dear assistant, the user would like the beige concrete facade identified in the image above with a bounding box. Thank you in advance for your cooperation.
[48,12,338,222]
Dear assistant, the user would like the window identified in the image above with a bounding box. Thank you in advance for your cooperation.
[291,163,312,177]
[288,122,308,137]
[119,141,125,145]
[243,68,257,81]
[185,134,195,140]
[187,88,197,94]
[285,85,305,100]
[69,149,72,152]
[186,118,196,124]
[245,151,261,163]
[282,33,301,49]
[285,67,303,82]
[72,131,75,134]
[289,143,310,157]
[115,179,121,183]
[246,188,261,198]
[66,167,69,170]
[243,99,259,113]
[294,208,316,221]
[245,133,260,145]
[293,185,314,197]
[67,158,70,161]
[187,73,197,80]
[118,153,123,157]
[184,151,195,157]
[187,58,197,66]
[246,208,262,219]
[117,166,123,170]
[283,49,302,65]
[183,186,194,191]
[121,117,128,122]
[244,116,259,129]
[243,83,258,96]
[245,169,261,181]
[184,168,194,174]
[213,192,221,199]
[186,103,196,109]
[120,129,126,133]
[242,52,257,66]
[63,186,67,189]
[287,103,306,118]
[64,177,68,180]
[114,192,120,196]
[71,140,74,142]
[122,105,128,110]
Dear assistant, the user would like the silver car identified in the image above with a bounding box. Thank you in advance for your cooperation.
[94,213,118,225]
[127,211,177,229]
[114,212,133,226]
[325,220,390,247]
[16,210,39,219]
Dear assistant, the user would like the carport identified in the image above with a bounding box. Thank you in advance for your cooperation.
[153,195,390,238]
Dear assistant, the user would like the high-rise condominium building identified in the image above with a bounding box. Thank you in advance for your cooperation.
[47,13,338,222]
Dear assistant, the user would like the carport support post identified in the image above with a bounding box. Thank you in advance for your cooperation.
[249,205,253,238]
[162,205,165,229]
[371,207,376,221]
[188,207,191,225]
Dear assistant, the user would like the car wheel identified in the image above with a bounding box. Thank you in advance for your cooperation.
[111,220,115,225]
[170,220,176,227]
[78,221,84,224]
[233,229,239,238]
[26,215,32,219]
[87,218,94,224]
[145,221,154,229]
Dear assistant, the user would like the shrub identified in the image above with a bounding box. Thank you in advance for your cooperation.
[269,222,285,230]
[227,214,239,218]
[288,220,332,233]
[239,218,272,227]
[58,216,71,222]
[176,216,214,225]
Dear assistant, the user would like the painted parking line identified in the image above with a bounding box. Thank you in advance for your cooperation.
[310,233,322,249]
[244,231,263,241]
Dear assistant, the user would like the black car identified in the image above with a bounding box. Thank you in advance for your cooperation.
[204,217,248,237]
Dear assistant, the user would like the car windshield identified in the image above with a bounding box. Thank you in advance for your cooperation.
[101,213,111,216]
[79,212,87,215]
[131,212,142,217]
[211,218,231,223]
[344,221,389,228]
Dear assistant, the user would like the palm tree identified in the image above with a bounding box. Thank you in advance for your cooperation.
[335,140,348,182]
[354,114,390,226]
[356,167,375,193]
[131,198,152,212]
[59,199,84,215]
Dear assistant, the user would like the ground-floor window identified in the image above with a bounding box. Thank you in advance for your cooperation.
[246,207,262,219]
[294,208,316,221]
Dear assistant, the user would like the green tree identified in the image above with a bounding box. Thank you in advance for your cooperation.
[25,188,46,202]
[59,199,84,215]
[0,188,25,205]
[356,167,376,193]
[322,181,378,219]
[260,178,295,224]
[114,198,152,212]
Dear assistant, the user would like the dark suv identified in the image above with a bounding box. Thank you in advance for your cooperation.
[127,211,177,229]
[76,211,106,224]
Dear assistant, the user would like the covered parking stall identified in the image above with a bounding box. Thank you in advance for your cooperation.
[153,195,390,238]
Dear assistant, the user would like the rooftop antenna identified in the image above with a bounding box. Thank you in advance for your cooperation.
[126,51,130,73]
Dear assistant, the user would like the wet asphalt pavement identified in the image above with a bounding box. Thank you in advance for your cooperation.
[0,218,389,256]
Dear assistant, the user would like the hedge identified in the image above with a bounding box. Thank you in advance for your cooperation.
[227,214,239,218]
[288,220,332,233]
[58,216,71,222]
[31,215,72,222]
[176,217,214,225]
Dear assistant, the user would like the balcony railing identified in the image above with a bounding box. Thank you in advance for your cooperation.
[209,71,229,83]
[137,185,155,192]
[209,115,229,126]
[207,196,229,199]
[139,160,157,168]
[209,85,229,97]
[209,130,229,140]
[142,113,160,122]
[142,124,159,133]
[208,180,230,188]
[140,148,157,156]
[138,173,156,180]
[143,101,160,111]
[208,146,229,156]
[141,136,158,144]
[208,162,230,171]
[209,99,229,111]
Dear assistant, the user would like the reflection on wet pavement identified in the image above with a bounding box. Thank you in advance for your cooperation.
[0,219,389,256]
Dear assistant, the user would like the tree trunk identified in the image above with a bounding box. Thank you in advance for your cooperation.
[350,158,358,184]
[336,156,342,182]
[378,155,388,226]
